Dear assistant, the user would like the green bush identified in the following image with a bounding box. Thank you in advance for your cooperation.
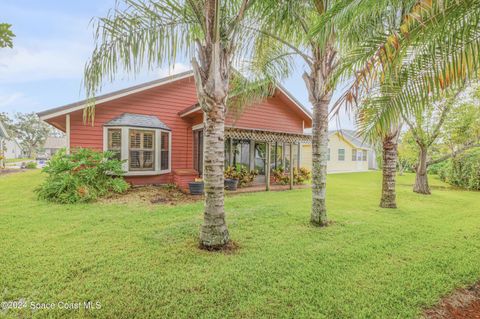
[437,147,480,190]
[224,165,258,187]
[36,148,129,203]
[25,161,37,169]
[428,161,448,175]
[272,167,311,185]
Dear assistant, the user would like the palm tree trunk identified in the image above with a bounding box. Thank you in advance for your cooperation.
[380,133,398,208]
[304,50,335,226]
[310,97,330,226]
[199,102,229,248]
[413,145,431,194]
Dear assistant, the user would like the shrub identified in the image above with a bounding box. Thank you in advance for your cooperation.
[437,147,480,190]
[272,167,311,185]
[25,161,37,169]
[36,148,129,203]
[427,161,448,175]
[224,165,258,187]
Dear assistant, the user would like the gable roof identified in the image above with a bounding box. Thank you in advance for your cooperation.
[331,129,372,150]
[38,71,312,122]
[0,120,10,139]
[43,137,67,149]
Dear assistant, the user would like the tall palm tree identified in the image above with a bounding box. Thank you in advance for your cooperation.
[84,0,258,249]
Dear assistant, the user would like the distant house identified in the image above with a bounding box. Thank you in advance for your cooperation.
[301,130,377,173]
[0,121,9,167]
[42,137,66,157]
[38,71,312,189]
[4,139,25,159]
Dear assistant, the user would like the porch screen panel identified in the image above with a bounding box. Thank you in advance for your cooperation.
[232,139,250,169]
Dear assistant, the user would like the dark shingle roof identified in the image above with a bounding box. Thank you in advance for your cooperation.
[104,113,171,130]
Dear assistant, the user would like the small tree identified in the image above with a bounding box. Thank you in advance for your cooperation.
[13,113,51,158]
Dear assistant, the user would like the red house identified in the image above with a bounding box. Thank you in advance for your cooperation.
[38,71,312,190]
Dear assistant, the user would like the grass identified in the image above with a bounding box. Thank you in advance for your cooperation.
[5,158,33,164]
[1,170,479,318]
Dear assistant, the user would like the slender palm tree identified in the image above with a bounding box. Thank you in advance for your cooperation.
[84,0,258,249]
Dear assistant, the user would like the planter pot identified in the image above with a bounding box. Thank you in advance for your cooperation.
[188,181,204,195]
[224,178,239,191]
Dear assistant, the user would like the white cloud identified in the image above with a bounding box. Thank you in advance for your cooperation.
[0,91,41,114]
[0,42,90,84]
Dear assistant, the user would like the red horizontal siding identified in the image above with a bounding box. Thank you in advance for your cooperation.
[46,75,310,186]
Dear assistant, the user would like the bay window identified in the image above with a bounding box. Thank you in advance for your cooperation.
[104,126,171,175]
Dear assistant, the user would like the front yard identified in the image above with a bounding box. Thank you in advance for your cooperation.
[0,170,479,318]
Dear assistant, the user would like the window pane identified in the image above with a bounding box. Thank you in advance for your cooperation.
[254,142,266,174]
[143,151,154,169]
[130,151,141,169]
[161,132,169,170]
[130,131,141,148]
[129,129,156,171]
[107,129,122,161]
[352,149,357,161]
[338,149,345,161]
[143,133,153,149]
[108,129,121,149]
[363,150,368,161]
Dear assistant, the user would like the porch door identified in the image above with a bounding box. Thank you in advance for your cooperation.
[193,130,203,175]
[254,142,267,184]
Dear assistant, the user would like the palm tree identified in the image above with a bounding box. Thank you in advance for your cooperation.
[333,0,480,202]
[0,23,14,48]
[83,0,258,249]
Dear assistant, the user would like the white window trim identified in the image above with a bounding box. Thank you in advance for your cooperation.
[103,126,171,176]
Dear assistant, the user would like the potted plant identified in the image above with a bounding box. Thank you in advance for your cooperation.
[188,178,204,195]
[224,166,239,191]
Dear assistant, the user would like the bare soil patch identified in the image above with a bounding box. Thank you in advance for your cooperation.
[424,282,480,319]
[101,185,203,206]
[0,169,27,176]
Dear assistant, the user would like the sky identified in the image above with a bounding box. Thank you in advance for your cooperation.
[0,0,354,130]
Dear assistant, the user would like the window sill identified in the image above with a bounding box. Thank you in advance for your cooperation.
[124,170,171,176]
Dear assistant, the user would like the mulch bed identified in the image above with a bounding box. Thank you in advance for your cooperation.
[101,185,202,206]
[424,282,480,319]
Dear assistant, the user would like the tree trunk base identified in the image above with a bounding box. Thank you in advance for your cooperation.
[413,174,431,195]
[380,200,397,209]
[200,224,229,250]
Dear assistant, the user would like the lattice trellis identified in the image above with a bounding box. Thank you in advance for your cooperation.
[225,128,311,144]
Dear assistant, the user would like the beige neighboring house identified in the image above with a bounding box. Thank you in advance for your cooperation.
[42,137,67,157]
[301,130,377,173]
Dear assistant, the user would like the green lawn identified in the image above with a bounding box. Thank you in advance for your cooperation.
[1,171,479,318]
[5,158,34,164]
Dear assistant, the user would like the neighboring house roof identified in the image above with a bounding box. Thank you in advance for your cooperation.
[335,129,373,150]
[37,70,312,122]
[43,137,67,149]
[105,113,171,130]
[0,120,10,139]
